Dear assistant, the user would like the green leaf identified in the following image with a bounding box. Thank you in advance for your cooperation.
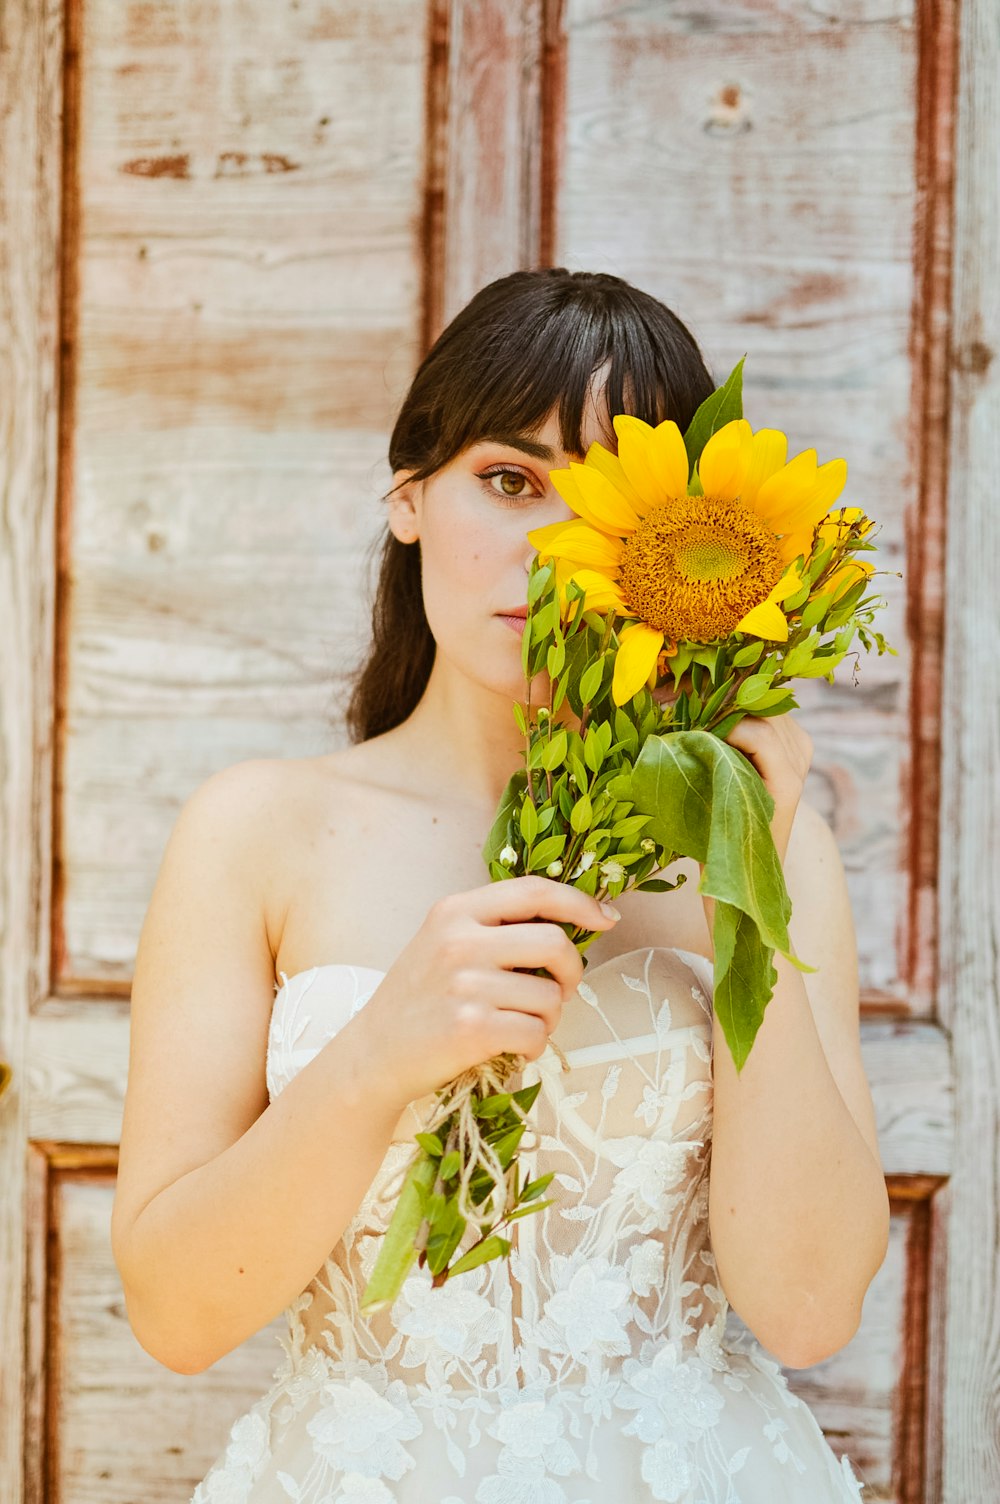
[732,640,764,668]
[583,732,605,773]
[570,794,593,832]
[782,635,820,677]
[527,561,552,605]
[439,1150,461,1180]
[426,1211,469,1275]
[520,1171,555,1202]
[519,798,538,845]
[579,658,604,703]
[360,1153,440,1313]
[446,1235,511,1278]
[540,729,568,771]
[744,688,797,714]
[477,1092,513,1118]
[413,1132,444,1157]
[482,769,528,870]
[701,677,735,723]
[614,706,639,755]
[735,673,774,707]
[628,729,816,1073]
[530,598,559,642]
[782,581,812,613]
[799,592,835,629]
[527,833,568,871]
[508,1198,556,1219]
[491,1125,526,1169]
[682,355,746,480]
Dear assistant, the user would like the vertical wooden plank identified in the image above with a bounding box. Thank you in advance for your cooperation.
[903,0,961,1013]
[0,0,64,1499]
[56,0,432,985]
[435,0,553,337]
[938,0,1000,1496]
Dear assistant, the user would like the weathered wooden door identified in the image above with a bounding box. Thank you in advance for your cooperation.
[2,2,994,1500]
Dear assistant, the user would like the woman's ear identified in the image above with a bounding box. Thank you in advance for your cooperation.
[386,470,420,544]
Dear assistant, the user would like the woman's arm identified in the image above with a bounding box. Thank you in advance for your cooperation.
[111,760,408,1375]
[117,1010,405,1374]
[701,717,891,1369]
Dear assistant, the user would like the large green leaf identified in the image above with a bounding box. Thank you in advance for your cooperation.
[482,769,527,869]
[682,356,746,482]
[629,729,815,1072]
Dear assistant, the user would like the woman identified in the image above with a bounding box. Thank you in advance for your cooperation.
[112,268,886,1501]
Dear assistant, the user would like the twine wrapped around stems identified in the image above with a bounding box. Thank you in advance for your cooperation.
[413,1035,570,1241]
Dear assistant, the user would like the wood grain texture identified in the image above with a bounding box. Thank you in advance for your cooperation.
[25,995,951,1167]
[0,0,65,1499]
[935,0,1000,1496]
[556,0,931,1008]
[2,0,986,1497]
[431,0,551,333]
[25,1160,283,1501]
[55,0,431,984]
[548,1,967,1495]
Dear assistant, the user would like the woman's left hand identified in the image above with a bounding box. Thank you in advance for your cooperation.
[652,676,813,866]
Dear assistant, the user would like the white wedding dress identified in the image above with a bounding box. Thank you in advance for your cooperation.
[190,945,871,1503]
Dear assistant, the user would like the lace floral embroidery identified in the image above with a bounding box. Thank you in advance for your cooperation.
[191,948,870,1504]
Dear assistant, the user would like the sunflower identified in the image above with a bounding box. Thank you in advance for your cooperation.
[526,414,854,706]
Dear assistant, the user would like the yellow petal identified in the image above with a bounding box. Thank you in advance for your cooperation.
[573,461,645,532]
[559,565,630,614]
[755,453,847,536]
[735,597,790,641]
[828,558,875,599]
[611,415,689,510]
[582,440,646,512]
[548,466,618,537]
[739,428,789,508]
[777,529,813,568]
[526,518,623,570]
[551,462,639,536]
[697,419,753,500]
[771,562,805,602]
[612,621,664,706]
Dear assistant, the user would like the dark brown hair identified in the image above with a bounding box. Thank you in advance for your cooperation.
[337,268,716,743]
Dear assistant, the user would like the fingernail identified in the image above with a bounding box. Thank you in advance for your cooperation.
[599,900,622,920]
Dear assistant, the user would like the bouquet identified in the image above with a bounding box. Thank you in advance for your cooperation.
[359,355,897,1316]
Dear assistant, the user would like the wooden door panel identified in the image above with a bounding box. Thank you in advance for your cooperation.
[4,0,993,1501]
[555,0,920,1006]
[26,1154,282,1501]
[60,0,430,988]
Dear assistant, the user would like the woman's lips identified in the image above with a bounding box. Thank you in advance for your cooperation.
[498,614,527,633]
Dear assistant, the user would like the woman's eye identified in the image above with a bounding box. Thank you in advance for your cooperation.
[478,467,540,505]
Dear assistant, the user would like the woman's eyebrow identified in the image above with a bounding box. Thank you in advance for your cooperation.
[475,431,559,463]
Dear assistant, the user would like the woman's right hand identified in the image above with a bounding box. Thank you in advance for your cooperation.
[357,875,621,1109]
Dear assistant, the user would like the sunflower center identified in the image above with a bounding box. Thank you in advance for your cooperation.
[617,494,784,642]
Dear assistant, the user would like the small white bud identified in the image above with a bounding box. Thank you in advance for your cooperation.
[640,838,656,853]
[499,844,518,867]
[546,859,564,878]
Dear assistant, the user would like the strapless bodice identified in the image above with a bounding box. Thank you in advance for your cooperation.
[191,945,870,1503]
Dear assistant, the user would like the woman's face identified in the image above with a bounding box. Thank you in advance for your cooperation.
[389,392,617,708]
